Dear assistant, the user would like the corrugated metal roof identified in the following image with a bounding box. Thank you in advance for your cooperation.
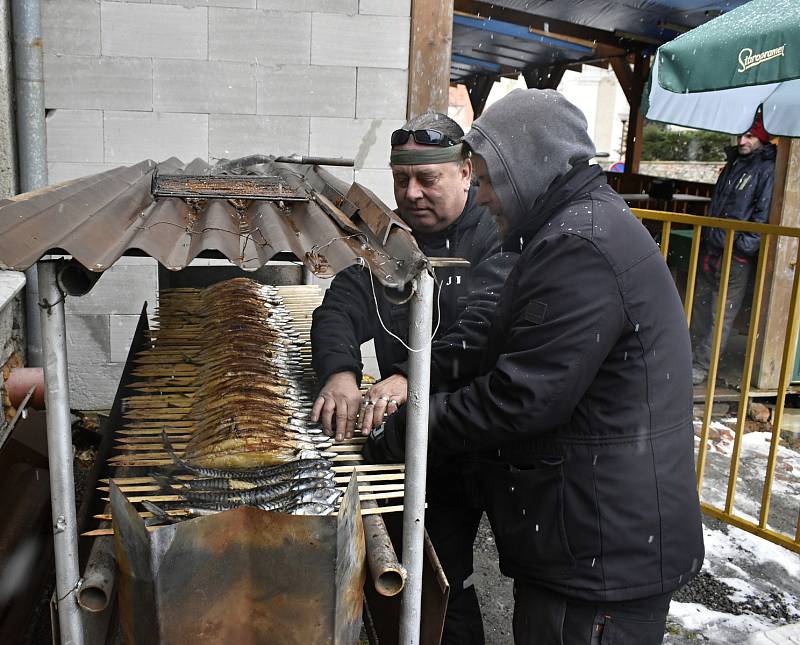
[0,157,426,289]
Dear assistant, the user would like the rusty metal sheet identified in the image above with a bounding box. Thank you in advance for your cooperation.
[111,474,365,645]
[0,157,427,289]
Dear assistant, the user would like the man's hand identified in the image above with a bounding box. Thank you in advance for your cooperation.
[310,372,361,441]
[359,374,408,435]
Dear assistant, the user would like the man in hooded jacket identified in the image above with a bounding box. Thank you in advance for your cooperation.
[364,89,704,644]
[690,114,776,386]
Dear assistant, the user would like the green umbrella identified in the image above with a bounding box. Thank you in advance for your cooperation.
[645,0,800,136]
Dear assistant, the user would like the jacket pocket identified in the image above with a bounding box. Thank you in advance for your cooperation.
[483,458,576,575]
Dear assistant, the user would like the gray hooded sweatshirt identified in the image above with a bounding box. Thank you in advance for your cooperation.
[464,88,596,236]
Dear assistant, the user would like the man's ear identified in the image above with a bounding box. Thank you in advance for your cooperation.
[461,157,473,189]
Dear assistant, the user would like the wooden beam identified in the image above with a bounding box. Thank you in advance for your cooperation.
[466,76,494,118]
[408,0,454,117]
[753,139,800,389]
[454,0,649,52]
[623,53,649,175]
[607,52,636,105]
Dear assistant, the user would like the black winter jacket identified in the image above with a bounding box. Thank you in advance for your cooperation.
[428,164,705,601]
[705,143,776,256]
[311,187,517,391]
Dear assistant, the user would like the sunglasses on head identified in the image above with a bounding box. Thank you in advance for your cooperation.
[390,128,459,147]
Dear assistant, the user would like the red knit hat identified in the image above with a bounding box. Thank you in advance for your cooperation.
[747,112,771,144]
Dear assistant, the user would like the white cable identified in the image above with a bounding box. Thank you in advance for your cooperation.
[362,258,442,353]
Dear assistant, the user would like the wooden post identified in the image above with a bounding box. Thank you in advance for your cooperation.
[466,76,494,118]
[622,53,649,175]
[753,139,800,389]
[407,0,453,118]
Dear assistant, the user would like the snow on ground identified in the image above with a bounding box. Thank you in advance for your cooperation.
[665,422,800,644]
[669,601,774,636]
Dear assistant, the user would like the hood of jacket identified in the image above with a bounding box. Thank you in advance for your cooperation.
[464,88,596,235]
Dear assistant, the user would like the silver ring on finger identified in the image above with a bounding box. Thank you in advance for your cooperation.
[388,399,398,407]
[364,399,375,406]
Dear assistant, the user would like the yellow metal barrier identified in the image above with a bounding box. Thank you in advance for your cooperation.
[632,207,800,554]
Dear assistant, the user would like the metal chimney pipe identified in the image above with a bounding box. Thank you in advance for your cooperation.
[11,0,47,367]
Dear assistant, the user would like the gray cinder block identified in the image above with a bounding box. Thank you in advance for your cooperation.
[64,263,158,316]
[110,314,142,363]
[154,60,256,114]
[209,8,311,64]
[46,109,104,163]
[256,0,356,13]
[44,55,153,111]
[42,0,101,56]
[65,314,111,365]
[356,68,407,119]
[154,0,255,7]
[309,117,404,169]
[311,13,409,68]
[209,114,310,160]
[257,65,355,117]
[101,2,208,59]
[68,362,125,410]
[104,111,209,164]
[358,0,411,16]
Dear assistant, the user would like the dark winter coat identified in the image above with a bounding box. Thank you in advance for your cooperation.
[705,143,776,256]
[431,88,705,602]
[311,187,517,391]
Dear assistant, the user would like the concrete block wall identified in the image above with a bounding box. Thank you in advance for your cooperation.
[64,258,158,409]
[42,0,410,203]
[41,0,409,408]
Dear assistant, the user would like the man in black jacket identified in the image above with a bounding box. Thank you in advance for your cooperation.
[310,112,516,644]
[691,113,776,385]
[365,89,704,644]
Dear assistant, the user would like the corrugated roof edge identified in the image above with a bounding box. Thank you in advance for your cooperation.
[0,157,427,289]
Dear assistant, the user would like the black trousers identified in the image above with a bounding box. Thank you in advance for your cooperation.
[425,461,486,645]
[512,582,673,645]
[690,250,752,372]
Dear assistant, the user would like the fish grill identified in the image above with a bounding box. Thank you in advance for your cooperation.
[84,278,413,644]
[97,278,405,523]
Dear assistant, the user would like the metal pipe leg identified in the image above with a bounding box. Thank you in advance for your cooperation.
[399,269,434,645]
[38,261,85,645]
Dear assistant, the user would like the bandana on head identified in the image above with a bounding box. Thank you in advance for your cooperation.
[390,144,465,166]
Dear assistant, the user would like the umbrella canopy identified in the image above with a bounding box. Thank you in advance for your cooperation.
[645,0,800,136]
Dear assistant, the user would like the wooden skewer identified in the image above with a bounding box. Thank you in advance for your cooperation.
[99,482,404,494]
[102,471,404,485]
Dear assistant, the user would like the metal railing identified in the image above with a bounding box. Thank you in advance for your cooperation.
[633,207,800,554]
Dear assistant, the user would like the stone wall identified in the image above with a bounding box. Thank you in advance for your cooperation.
[42,0,406,408]
[599,160,722,185]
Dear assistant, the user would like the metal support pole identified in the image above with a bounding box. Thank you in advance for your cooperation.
[399,269,434,645]
[11,0,47,367]
[38,261,85,645]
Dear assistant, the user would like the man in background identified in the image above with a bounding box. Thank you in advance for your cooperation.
[310,112,516,644]
[691,113,776,385]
